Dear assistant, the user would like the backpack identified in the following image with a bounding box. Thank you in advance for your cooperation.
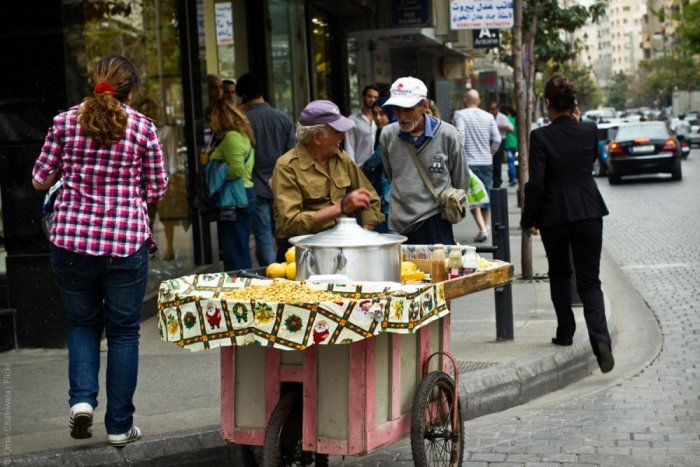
[193,138,252,222]
[194,158,229,222]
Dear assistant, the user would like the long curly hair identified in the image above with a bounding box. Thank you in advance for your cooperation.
[209,100,256,146]
[78,55,141,146]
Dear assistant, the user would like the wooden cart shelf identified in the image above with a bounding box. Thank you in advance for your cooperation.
[408,259,514,300]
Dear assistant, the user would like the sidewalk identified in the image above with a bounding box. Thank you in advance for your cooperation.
[3,185,618,466]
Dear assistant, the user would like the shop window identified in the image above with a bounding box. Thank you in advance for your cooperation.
[62,0,193,292]
[310,10,333,101]
[269,0,309,120]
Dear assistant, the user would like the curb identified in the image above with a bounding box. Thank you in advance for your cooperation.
[8,427,238,466]
[458,290,615,421]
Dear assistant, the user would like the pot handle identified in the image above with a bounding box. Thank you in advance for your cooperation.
[330,249,347,274]
[300,249,320,276]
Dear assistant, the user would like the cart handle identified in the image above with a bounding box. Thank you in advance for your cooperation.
[423,350,459,434]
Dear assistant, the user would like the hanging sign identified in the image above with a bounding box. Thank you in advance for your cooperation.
[391,0,431,27]
[472,28,500,49]
[450,0,514,29]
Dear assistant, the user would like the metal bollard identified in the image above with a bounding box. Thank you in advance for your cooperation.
[490,188,514,341]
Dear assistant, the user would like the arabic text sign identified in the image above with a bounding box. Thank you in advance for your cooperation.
[450,0,514,30]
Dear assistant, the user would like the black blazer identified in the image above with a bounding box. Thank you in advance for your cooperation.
[521,115,608,229]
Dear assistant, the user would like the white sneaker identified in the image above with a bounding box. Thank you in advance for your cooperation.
[69,403,93,439]
[474,230,489,243]
[108,426,142,447]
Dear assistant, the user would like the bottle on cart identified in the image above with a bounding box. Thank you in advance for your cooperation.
[431,244,446,282]
[462,246,478,274]
[447,247,463,279]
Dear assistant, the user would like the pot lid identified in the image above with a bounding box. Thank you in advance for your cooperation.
[289,218,407,248]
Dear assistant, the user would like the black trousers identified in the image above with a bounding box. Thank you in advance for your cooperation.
[404,213,455,245]
[540,218,611,350]
[492,141,505,188]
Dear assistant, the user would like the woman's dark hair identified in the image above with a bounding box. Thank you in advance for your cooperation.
[544,75,577,112]
[79,55,141,145]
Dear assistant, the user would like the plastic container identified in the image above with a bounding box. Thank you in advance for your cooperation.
[447,248,463,279]
[431,244,447,282]
[462,246,478,274]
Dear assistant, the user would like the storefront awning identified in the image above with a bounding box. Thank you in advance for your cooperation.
[349,27,467,58]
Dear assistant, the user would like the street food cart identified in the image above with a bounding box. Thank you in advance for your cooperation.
[157,251,513,466]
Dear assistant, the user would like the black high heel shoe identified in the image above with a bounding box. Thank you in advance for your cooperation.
[596,341,615,373]
[551,337,573,346]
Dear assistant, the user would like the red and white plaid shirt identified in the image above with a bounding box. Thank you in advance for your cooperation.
[32,104,169,257]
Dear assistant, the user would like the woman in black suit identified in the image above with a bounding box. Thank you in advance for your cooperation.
[521,76,614,373]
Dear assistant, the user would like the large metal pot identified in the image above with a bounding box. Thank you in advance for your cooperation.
[289,218,407,282]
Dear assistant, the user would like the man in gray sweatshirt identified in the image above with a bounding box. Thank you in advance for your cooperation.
[380,77,469,245]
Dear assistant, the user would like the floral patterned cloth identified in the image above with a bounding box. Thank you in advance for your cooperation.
[158,273,448,351]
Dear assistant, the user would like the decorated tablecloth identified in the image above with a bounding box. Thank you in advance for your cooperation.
[158,273,449,352]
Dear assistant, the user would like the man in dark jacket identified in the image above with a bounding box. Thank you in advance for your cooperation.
[236,73,296,265]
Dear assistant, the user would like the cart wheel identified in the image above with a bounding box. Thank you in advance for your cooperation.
[410,371,464,467]
[262,391,329,467]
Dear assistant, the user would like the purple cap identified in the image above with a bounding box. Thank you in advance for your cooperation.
[299,100,355,132]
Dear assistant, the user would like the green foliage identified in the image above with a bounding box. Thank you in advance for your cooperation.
[499,0,608,75]
[606,72,630,109]
[553,64,602,111]
[677,1,700,55]
[636,54,700,106]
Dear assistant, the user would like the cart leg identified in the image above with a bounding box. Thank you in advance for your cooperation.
[410,372,464,467]
[262,391,329,467]
[240,444,262,466]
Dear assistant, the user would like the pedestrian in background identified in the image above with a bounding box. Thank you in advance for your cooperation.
[222,78,236,104]
[488,101,513,189]
[31,55,169,446]
[361,96,395,233]
[427,99,441,120]
[208,100,257,271]
[521,75,614,374]
[381,77,468,245]
[454,89,501,243]
[236,73,296,265]
[503,105,519,186]
[345,84,380,165]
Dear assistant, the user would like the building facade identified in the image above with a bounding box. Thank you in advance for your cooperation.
[1,0,495,348]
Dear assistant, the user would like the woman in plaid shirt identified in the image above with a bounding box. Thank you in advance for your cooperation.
[31,55,168,446]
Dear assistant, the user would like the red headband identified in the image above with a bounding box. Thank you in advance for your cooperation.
[94,82,115,94]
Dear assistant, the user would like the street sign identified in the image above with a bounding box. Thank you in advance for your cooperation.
[450,0,514,30]
[391,0,431,27]
[473,29,500,49]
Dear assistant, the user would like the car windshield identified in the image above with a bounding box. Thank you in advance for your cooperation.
[615,123,669,141]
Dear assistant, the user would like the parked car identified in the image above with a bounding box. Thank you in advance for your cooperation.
[607,121,682,184]
[594,122,619,177]
[583,108,617,124]
[687,118,700,148]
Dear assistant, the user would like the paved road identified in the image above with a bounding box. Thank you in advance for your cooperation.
[333,151,700,466]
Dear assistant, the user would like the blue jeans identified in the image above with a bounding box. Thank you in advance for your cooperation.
[252,196,277,267]
[220,188,256,271]
[51,243,148,435]
[506,148,517,183]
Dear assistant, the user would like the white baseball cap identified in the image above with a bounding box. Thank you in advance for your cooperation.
[383,77,428,108]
